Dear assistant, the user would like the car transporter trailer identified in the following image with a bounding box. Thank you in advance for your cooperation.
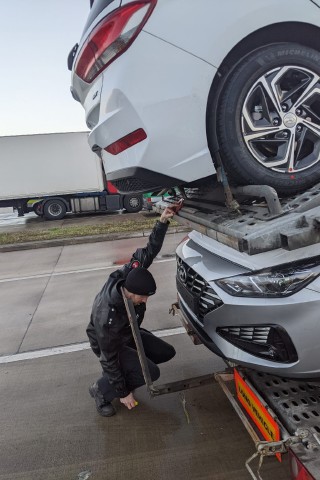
[129,177,320,480]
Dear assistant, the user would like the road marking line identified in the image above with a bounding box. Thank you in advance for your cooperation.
[0,327,186,364]
[0,258,176,283]
[155,327,185,337]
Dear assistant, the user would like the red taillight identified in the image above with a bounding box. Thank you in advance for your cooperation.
[289,450,315,480]
[104,128,147,155]
[106,181,118,193]
[75,1,156,83]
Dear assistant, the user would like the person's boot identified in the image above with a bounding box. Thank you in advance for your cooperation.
[89,383,116,417]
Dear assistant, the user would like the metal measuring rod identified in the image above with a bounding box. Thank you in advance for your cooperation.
[121,286,215,397]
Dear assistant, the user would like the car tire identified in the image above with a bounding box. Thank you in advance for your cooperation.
[43,199,67,220]
[213,43,320,196]
[123,194,143,213]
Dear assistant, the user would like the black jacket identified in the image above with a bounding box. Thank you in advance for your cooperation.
[86,220,169,397]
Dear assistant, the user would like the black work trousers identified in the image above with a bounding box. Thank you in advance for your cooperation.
[97,329,176,402]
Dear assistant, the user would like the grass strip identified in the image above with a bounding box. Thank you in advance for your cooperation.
[0,218,179,245]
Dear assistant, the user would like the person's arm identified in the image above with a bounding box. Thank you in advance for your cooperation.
[124,206,176,272]
[159,206,176,224]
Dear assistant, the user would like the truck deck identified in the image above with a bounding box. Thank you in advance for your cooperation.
[246,369,320,477]
[154,181,320,255]
[216,368,320,479]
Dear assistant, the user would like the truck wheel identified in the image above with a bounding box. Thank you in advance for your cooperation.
[123,194,142,213]
[213,43,320,196]
[43,199,67,220]
[33,201,43,216]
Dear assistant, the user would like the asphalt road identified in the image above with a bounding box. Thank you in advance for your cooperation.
[0,232,291,479]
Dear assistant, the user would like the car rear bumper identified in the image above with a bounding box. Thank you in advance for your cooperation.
[85,31,216,192]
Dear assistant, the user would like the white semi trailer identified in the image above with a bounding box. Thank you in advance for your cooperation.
[0,131,143,220]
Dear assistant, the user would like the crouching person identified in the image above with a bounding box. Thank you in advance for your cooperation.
[86,206,177,417]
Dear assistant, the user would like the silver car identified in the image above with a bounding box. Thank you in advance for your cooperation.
[176,230,320,378]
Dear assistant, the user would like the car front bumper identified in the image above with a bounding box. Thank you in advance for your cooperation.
[176,239,320,379]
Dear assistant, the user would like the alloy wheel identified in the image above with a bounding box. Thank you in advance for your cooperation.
[241,66,320,173]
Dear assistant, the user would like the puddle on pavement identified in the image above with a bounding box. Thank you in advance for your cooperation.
[77,471,92,480]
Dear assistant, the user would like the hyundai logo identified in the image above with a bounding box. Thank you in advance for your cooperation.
[178,264,187,284]
[283,112,297,128]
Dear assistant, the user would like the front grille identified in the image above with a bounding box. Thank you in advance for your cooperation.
[176,257,223,321]
[112,178,161,193]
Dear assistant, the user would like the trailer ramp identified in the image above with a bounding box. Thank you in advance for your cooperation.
[216,368,320,479]
[154,182,320,254]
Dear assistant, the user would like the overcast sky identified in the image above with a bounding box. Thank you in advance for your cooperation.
[0,0,90,137]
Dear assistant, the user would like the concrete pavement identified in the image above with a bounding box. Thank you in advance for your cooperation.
[0,336,290,480]
[0,233,184,355]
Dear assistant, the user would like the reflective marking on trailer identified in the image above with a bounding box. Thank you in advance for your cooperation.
[234,369,281,461]
[0,327,186,364]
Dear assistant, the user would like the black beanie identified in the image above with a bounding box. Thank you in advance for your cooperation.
[124,267,156,296]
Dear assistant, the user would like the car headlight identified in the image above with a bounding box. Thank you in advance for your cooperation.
[215,258,320,298]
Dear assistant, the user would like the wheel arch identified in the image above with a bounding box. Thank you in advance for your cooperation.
[206,21,320,159]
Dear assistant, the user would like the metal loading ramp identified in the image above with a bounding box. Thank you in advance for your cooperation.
[243,369,320,479]
[153,181,320,255]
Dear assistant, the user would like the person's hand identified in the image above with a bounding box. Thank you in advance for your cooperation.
[160,200,183,223]
[120,392,138,410]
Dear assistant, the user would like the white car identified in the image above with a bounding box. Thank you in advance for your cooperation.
[69,0,320,196]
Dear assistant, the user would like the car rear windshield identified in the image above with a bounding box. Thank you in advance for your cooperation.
[83,0,116,34]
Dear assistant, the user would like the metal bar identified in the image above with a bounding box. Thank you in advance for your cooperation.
[120,287,157,395]
[150,374,215,396]
[245,451,264,480]
[214,371,261,444]
[214,151,240,213]
[232,185,283,216]
[121,287,216,397]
